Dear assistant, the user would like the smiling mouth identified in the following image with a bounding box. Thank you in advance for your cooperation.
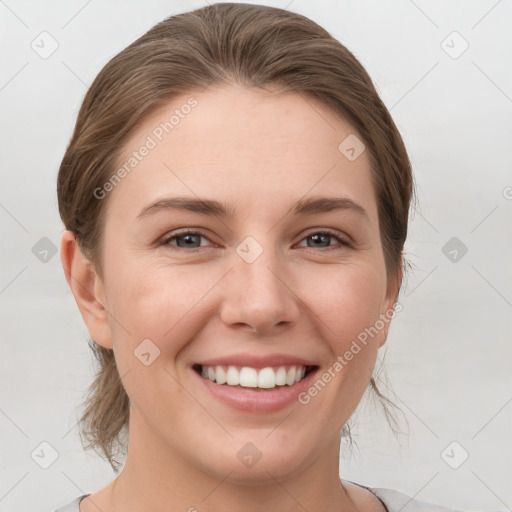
[193,364,318,390]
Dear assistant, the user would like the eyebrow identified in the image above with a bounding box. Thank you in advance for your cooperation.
[137,195,369,221]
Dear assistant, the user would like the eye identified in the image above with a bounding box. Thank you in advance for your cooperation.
[297,230,350,250]
[160,229,350,252]
[161,230,212,250]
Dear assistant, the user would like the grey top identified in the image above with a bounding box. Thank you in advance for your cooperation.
[52,483,502,512]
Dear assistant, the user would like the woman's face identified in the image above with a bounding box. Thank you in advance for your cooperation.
[81,84,399,482]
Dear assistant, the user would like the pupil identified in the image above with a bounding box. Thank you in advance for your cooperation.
[176,234,330,249]
[178,234,199,248]
[310,233,329,247]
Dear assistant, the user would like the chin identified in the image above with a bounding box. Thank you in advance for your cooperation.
[192,436,316,486]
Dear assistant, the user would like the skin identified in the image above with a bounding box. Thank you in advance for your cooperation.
[61,83,400,512]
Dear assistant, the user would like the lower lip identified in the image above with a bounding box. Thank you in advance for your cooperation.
[193,368,318,413]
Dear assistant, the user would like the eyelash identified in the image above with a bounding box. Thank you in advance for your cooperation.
[160,229,351,252]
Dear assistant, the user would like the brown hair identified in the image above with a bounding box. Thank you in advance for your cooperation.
[58,2,413,473]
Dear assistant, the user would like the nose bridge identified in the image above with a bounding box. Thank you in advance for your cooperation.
[220,234,298,333]
[238,237,281,296]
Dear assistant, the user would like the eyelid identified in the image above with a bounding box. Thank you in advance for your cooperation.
[160,228,352,251]
[297,228,352,248]
[160,228,214,248]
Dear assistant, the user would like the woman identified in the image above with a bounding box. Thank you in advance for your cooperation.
[54,3,494,511]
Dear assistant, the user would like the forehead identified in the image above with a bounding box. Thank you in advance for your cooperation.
[107,83,376,220]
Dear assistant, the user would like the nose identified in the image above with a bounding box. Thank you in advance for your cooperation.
[219,243,300,337]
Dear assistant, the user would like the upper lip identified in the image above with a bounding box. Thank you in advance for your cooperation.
[195,354,318,369]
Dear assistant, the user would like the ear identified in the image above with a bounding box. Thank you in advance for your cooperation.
[377,263,403,348]
[60,230,113,349]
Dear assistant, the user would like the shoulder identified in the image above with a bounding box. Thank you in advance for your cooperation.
[343,481,389,512]
[366,486,461,512]
[52,494,89,512]
[347,481,506,512]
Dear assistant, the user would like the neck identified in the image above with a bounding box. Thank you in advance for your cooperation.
[108,407,358,512]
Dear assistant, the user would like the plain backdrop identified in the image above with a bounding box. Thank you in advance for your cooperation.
[1,1,511,511]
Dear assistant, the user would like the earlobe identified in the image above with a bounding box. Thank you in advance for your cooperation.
[386,260,403,308]
[378,265,403,348]
[60,230,113,349]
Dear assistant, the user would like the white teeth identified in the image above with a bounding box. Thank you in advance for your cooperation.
[239,367,258,387]
[216,366,227,384]
[257,367,275,388]
[199,365,310,389]
[226,366,240,385]
[275,367,287,386]
[286,366,296,386]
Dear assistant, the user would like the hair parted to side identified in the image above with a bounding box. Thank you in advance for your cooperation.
[58,2,414,473]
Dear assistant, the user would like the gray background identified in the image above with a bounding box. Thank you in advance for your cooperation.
[1,1,511,511]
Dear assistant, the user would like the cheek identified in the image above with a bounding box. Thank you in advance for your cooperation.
[105,246,388,368]
[292,264,387,425]
[306,262,388,351]
[104,262,210,414]
[105,257,218,355]
[300,263,387,405]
